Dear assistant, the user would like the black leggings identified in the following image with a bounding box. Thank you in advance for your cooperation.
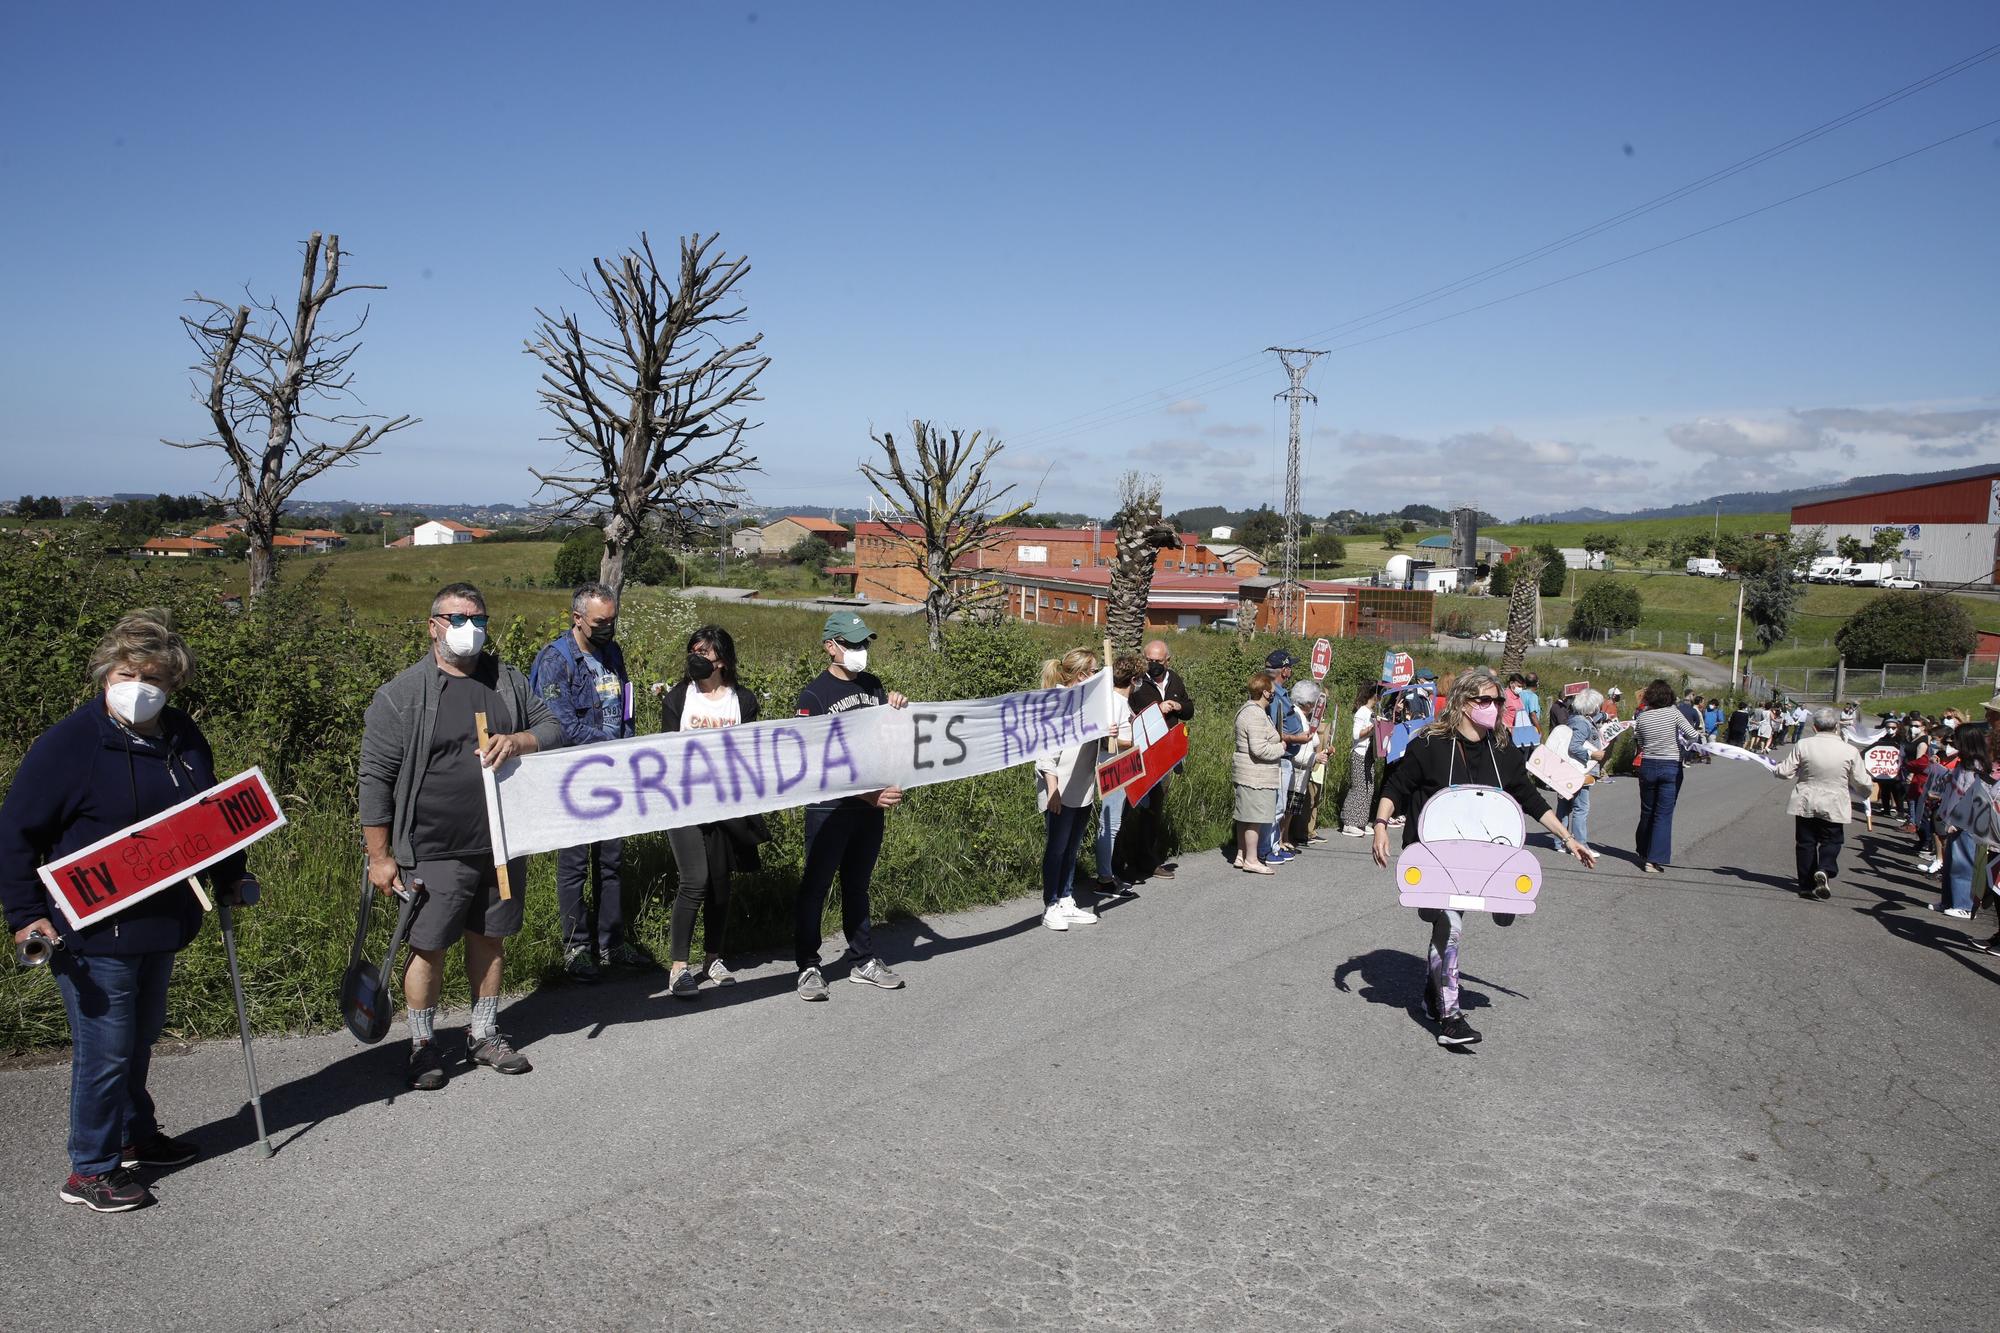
[668,824,732,964]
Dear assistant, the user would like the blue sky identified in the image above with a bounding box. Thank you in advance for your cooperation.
[2,1,1996,521]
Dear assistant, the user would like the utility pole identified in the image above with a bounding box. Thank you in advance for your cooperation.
[1268,346,1327,637]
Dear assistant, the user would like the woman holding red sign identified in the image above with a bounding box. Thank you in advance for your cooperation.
[0,610,247,1213]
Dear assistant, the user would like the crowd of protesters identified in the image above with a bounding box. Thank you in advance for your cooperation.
[7,584,1998,1209]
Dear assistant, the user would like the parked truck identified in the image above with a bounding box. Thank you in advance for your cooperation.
[1685,557,1728,577]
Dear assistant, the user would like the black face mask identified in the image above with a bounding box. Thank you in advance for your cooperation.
[1146,661,1166,680]
[587,620,617,646]
[685,653,717,682]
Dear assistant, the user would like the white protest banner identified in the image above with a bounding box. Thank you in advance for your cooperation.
[1863,746,1902,779]
[1698,741,1779,773]
[486,670,1115,859]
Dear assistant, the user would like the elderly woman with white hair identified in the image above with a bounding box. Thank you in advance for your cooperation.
[1555,688,1610,851]
[1774,705,1874,900]
[0,610,251,1212]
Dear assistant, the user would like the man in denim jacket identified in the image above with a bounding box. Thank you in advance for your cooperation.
[529,583,640,980]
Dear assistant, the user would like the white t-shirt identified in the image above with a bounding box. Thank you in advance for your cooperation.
[682,686,742,730]
[1351,705,1373,757]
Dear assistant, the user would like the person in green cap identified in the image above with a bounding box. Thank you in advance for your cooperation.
[791,610,910,1001]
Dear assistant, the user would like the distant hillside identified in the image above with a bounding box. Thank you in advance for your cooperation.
[1522,462,1996,524]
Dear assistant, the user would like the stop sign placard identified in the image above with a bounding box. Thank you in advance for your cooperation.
[1310,638,1332,680]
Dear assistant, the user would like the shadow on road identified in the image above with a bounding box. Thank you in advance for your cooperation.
[172,1037,418,1165]
[1330,948,1524,1040]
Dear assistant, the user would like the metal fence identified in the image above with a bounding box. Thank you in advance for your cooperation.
[1745,656,1995,704]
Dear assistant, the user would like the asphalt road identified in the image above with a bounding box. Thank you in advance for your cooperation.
[1,756,1993,1331]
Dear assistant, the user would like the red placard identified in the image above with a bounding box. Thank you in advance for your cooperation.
[1310,638,1332,681]
[1095,747,1145,798]
[1561,681,1589,698]
[37,768,286,931]
[1381,652,1415,687]
[1123,721,1189,804]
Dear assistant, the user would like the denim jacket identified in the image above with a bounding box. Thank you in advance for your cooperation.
[528,634,632,748]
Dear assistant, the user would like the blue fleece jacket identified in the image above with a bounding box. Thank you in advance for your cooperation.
[0,701,242,954]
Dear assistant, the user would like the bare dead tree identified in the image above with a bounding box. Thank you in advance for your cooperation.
[1107,473,1175,656]
[169,233,414,599]
[858,421,1033,650]
[526,233,767,593]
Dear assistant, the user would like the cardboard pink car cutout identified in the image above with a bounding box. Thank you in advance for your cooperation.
[1395,786,1543,916]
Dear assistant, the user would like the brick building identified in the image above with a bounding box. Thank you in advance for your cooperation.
[837,522,1226,604]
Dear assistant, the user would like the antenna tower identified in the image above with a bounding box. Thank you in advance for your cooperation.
[1268,347,1327,636]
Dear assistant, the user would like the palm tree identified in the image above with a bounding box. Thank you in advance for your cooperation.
[1108,474,1175,655]
[1499,552,1546,675]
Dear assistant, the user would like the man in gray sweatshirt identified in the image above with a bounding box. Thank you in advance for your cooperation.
[359,583,565,1091]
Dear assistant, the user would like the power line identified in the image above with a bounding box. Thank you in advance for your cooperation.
[1012,111,2000,451]
[1006,40,2000,447]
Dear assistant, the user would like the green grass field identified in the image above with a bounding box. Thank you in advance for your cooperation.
[1410,512,1791,559]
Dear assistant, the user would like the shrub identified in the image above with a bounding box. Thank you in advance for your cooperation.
[552,526,602,587]
[1532,543,1566,598]
[788,535,833,573]
[1834,591,1975,668]
[1568,581,1642,640]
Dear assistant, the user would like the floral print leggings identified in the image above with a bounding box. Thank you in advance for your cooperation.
[1428,909,1465,1017]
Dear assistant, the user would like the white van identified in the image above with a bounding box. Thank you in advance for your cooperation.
[1684,557,1727,577]
[1804,556,1848,583]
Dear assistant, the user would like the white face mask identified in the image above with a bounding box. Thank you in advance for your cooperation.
[840,646,869,673]
[442,621,487,659]
[107,680,167,726]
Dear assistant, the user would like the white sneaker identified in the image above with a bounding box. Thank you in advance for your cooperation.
[1338,825,1367,837]
[1057,897,1099,925]
[1042,905,1069,931]
[1944,907,1973,920]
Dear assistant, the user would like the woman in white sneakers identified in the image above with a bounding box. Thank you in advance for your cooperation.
[1036,649,1102,930]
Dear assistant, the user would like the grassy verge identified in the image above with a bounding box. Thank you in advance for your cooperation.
[1,539,1404,1049]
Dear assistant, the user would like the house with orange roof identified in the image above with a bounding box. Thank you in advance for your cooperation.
[139,537,224,559]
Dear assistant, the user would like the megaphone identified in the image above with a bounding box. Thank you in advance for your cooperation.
[16,929,60,968]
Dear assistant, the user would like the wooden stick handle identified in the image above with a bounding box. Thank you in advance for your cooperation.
[474,712,513,901]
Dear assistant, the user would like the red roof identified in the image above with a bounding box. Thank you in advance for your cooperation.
[781,516,849,534]
[1792,472,2000,526]
[142,537,222,552]
[853,521,1201,549]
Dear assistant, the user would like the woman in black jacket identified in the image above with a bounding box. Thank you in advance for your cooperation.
[657,625,762,998]
[0,611,247,1212]
[1370,667,1595,1048]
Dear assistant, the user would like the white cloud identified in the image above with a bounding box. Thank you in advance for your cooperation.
[1165,399,1206,415]
[1201,422,1262,439]
[1795,406,2000,439]
[1665,416,1822,458]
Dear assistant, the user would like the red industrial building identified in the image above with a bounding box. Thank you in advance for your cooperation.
[1791,471,2000,586]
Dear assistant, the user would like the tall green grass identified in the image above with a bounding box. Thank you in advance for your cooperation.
[0,530,1401,1049]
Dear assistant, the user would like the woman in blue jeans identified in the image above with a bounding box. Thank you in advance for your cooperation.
[1631,679,1704,873]
[1035,648,1102,931]
[1930,727,1989,922]
[0,611,248,1213]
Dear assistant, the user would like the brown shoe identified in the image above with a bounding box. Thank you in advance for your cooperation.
[1151,866,1176,880]
[466,1032,532,1075]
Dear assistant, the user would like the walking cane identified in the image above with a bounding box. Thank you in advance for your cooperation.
[206,876,273,1159]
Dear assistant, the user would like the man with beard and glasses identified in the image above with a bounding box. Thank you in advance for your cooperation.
[360,583,565,1091]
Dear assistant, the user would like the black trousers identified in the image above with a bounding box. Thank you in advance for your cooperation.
[555,839,623,952]
[1794,816,1843,894]
[1118,772,1173,878]
[795,802,883,971]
